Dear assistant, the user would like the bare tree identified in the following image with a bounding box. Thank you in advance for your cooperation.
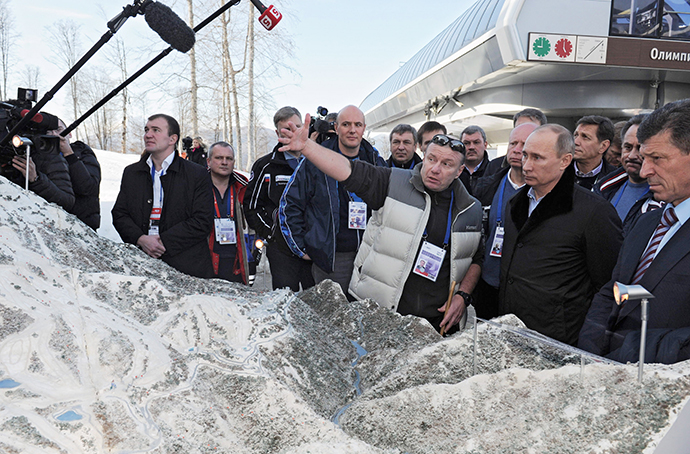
[107,38,130,154]
[46,20,83,139]
[247,4,255,168]
[81,68,117,150]
[20,65,42,94]
[0,0,17,100]
[187,0,199,136]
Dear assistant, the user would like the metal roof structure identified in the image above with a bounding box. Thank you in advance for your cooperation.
[361,0,690,147]
[360,0,506,114]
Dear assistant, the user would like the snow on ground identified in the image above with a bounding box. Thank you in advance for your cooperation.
[2,159,690,452]
[94,149,139,243]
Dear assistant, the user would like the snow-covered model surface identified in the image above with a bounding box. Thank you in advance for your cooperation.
[0,175,689,454]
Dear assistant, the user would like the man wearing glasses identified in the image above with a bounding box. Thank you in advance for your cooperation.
[278,117,483,336]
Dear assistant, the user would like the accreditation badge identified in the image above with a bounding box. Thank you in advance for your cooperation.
[215,218,237,244]
[489,226,505,258]
[412,241,446,282]
[148,207,161,236]
[348,201,367,230]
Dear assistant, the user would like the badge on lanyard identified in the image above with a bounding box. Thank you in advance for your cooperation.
[215,218,237,244]
[413,191,454,282]
[489,175,509,257]
[149,207,161,236]
[349,201,367,230]
[489,225,505,257]
[413,241,446,282]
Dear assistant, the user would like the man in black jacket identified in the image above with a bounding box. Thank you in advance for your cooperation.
[112,114,213,278]
[387,124,422,169]
[573,115,617,190]
[595,114,662,235]
[499,124,622,345]
[244,107,314,291]
[49,118,101,230]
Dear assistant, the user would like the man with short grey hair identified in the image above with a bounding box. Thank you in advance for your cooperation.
[387,124,422,169]
[498,124,622,345]
[244,106,314,291]
[208,141,255,284]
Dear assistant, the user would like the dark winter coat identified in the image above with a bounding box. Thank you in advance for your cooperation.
[594,166,663,236]
[473,166,511,233]
[187,146,207,167]
[112,152,214,278]
[386,151,422,169]
[459,151,491,195]
[499,165,623,345]
[573,158,617,191]
[18,150,75,211]
[65,141,101,230]
[243,144,298,254]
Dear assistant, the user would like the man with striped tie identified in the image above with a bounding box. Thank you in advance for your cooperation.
[579,99,690,363]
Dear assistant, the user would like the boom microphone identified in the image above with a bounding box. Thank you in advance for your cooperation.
[144,1,196,53]
[249,0,282,31]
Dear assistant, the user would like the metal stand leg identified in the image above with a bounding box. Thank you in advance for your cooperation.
[638,298,648,383]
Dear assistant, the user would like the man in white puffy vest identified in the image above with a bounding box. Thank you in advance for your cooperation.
[278,115,483,336]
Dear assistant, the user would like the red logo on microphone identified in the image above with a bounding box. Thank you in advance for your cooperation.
[259,5,282,30]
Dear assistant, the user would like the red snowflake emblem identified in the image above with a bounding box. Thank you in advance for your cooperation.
[555,38,573,58]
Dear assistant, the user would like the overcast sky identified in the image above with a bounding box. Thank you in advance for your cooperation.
[13,0,473,128]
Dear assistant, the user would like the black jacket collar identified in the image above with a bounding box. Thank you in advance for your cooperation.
[510,165,575,234]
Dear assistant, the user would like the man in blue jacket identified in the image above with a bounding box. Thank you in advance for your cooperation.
[279,105,387,296]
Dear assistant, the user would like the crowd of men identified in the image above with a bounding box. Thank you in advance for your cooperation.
[14,100,690,364]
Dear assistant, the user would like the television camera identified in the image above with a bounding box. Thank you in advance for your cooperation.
[0,88,60,179]
[309,106,336,144]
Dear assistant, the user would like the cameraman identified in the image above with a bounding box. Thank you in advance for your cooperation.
[11,113,75,212]
[309,112,337,144]
[49,119,101,230]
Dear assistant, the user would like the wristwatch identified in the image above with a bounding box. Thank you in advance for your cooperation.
[455,290,473,305]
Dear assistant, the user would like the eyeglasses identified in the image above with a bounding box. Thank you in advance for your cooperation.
[431,134,465,154]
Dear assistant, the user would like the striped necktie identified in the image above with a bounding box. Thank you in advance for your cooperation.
[631,207,678,284]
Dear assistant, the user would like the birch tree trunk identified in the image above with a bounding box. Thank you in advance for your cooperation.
[247,5,255,169]
[187,0,199,136]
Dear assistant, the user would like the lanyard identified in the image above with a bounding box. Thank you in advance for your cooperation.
[612,181,650,207]
[348,191,363,203]
[213,186,234,219]
[424,192,454,248]
[496,174,508,225]
[151,165,165,206]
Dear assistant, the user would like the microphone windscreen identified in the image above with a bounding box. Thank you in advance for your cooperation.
[37,112,59,131]
[145,1,196,53]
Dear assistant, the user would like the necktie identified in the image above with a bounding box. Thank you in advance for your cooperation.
[631,207,678,284]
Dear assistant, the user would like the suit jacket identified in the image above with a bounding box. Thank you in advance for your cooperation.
[112,153,214,278]
[578,207,690,357]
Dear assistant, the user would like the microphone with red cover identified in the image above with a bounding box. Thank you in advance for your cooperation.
[249,0,282,31]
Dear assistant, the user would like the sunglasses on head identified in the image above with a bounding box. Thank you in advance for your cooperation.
[431,134,465,154]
